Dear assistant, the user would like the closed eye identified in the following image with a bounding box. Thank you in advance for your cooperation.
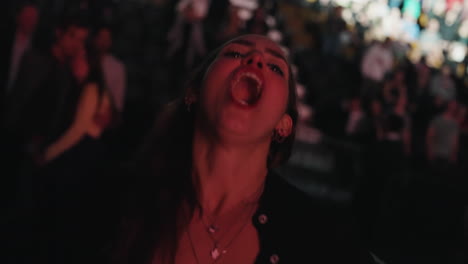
[223,51,245,58]
[268,63,284,76]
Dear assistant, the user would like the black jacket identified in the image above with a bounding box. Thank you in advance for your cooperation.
[2,49,79,146]
[253,171,375,263]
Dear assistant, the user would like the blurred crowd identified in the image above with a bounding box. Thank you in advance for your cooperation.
[282,1,468,262]
[1,0,467,263]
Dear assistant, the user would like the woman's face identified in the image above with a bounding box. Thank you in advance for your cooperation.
[197,35,292,144]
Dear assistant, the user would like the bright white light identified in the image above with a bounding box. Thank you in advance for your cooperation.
[237,9,253,20]
[341,9,354,25]
[448,42,467,63]
[267,30,283,43]
[266,16,276,27]
[459,19,468,38]
[335,0,352,6]
[280,46,290,58]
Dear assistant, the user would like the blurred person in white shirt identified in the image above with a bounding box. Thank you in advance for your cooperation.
[92,25,126,113]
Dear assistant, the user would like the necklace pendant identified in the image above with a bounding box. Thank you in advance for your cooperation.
[211,247,221,260]
[208,225,218,233]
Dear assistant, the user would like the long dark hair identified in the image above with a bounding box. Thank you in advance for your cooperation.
[112,36,298,264]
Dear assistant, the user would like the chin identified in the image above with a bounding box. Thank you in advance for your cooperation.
[219,119,251,136]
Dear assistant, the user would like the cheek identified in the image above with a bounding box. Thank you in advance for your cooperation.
[259,79,290,126]
[200,59,235,103]
[266,79,289,111]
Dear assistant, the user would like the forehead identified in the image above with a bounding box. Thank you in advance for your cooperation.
[226,35,285,56]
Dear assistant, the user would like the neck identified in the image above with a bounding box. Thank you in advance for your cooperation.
[192,126,269,217]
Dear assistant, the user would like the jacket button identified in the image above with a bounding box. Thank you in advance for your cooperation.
[270,254,279,263]
[258,214,268,224]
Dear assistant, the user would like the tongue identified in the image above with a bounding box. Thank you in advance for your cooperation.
[232,77,259,105]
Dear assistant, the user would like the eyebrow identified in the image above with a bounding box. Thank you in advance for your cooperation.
[265,48,287,63]
[230,39,255,46]
[229,39,288,64]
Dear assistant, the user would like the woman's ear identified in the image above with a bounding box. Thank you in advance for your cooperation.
[275,114,293,137]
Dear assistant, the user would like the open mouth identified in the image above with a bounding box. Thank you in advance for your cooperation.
[230,68,264,107]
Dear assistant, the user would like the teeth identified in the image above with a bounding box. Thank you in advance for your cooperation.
[236,72,262,97]
[242,72,262,87]
[239,100,248,105]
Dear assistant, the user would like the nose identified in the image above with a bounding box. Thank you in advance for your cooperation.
[243,51,263,69]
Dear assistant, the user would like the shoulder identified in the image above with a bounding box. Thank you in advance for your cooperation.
[262,172,355,230]
[263,170,350,210]
[82,83,99,98]
[76,83,100,110]
[258,171,375,263]
[104,54,125,71]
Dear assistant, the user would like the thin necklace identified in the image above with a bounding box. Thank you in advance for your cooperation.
[201,202,257,261]
[187,203,257,264]
[200,200,254,236]
[194,184,264,262]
